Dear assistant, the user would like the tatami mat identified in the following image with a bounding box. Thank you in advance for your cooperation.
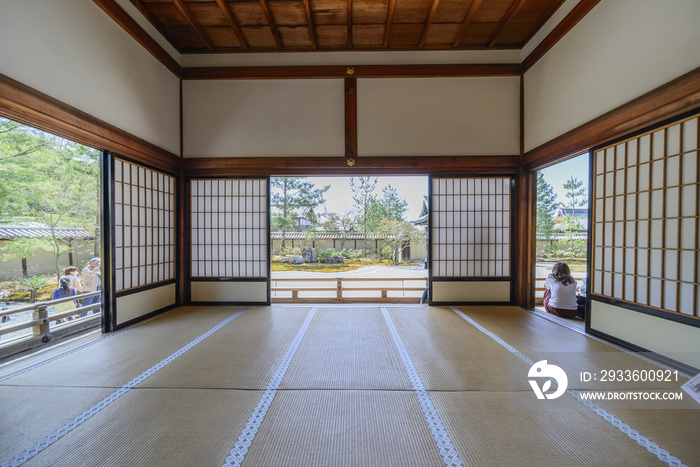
[139,306,311,390]
[430,391,665,466]
[21,388,262,467]
[243,390,444,467]
[280,307,412,390]
[0,386,115,462]
[1,306,247,388]
[1,304,697,467]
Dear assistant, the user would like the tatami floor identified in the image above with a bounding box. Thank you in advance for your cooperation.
[0,305,697,467]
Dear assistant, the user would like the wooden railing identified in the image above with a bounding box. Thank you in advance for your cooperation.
[535,274,586,304]
[272,277,428,303]
[0,291,102,358]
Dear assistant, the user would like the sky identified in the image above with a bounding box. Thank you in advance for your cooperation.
[302,176,428,222]
[538,153,590,207]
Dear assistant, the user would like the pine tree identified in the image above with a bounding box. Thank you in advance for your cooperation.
[271,177,329,249]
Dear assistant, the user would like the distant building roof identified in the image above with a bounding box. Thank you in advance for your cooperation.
[536,232,588,240]
[0,225,95,241]
[555,207,588,218]
[412,196,429,226]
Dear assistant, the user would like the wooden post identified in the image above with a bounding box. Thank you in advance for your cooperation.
[337,278,342,302]
[32,304,50,343]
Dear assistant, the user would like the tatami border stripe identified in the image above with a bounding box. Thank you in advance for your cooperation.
[1,307,250,467]
[450,306,688,467]
[0,307,178,383]
[222,306,317,467]
[381,307,465,467]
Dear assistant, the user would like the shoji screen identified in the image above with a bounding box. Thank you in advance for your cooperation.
[430,176,512,303]
[189,178,270,304]
[112,157,177,327]
[589,112,700,370]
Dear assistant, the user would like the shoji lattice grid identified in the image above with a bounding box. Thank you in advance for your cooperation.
[592,114,699,317]
[114,159,175,292]
[190,179,268,278]
[431,177,511,278]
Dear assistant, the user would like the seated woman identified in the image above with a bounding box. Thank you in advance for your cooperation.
[543,262,579,318]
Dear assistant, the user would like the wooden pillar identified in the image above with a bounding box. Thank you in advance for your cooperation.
[512,168,536,309]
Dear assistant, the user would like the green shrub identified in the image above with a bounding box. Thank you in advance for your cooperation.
[317,248,340,260]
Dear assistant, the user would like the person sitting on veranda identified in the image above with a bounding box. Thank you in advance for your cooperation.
[543,262,579,318]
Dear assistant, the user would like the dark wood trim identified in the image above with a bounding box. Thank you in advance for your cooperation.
[383,0,396,48]
[489,0,527,48]
[302,0,318,49]
[522,0,600,72]
[182,63,521,80]
[182,155,521,176]
[453,0,482,48]
[419,0,441,49]
[347,0,353,49]
[260,0,284,50]
[0,73,181,174]
[173,0,215,52]
[520,75,524,156]
[523,66,700,171]
[215,0,249,50]
[92,0,182,77]
[345,77,357,159]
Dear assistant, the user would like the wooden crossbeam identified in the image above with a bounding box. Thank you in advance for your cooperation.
[419,0,441,49]
[347,0,353,49]
[260,0,284,50]
[215,0,249,50]
[452,0,482,48]
[302,0,318,49]
[173,0,215,51]
[489,0,528,47]
[383,0,396,48]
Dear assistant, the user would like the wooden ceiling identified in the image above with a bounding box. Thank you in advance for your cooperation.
[129,0,567,53]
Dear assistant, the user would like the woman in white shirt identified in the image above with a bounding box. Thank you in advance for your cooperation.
[543,262,578,318]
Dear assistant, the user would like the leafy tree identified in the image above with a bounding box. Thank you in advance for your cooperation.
[322,209,356,250]
[271,177,329,248]
[536,173,560,259]
[0,118,100,280]
[376,220,425,265]
[0,238,48,278]
[349,176,378,236]
[366,184,409,232]
[559,176,588,258]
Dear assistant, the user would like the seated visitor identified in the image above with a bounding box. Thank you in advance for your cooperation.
[543,262,579,318]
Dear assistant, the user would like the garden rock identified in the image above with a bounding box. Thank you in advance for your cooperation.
[301,246,317,263]
[289,255,305,264]
[324,256,344,264]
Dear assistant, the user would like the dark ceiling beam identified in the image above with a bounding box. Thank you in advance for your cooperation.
[182,63,522,80]
[91,0,181,77]
[522,0,601,72]
[452,0,482,48]
[260,0,284,50]
[173,0,215,51]
[214,0,249,50]
[302,0,318,49]
[347,0,353,49]
[489,0,527,47]
[129,0,181,53]
[383,0,396,48]
[419,0,441,49]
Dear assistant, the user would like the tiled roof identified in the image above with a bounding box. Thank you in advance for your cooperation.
[536,232,588,240]
[271,232,393,240]
[0,225,95,240]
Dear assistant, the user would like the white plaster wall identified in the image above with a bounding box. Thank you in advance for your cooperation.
[116,283,176,325]
[183,79,344,158]
[524,0,700,152]
[358,77,520,157]
[0,0,180,155]
[590,301,700,370]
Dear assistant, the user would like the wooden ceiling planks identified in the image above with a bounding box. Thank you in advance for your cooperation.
[127,0,570,53]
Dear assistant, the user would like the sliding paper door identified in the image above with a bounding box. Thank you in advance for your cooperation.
[189,178,270,304]
[429,176,513,304]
